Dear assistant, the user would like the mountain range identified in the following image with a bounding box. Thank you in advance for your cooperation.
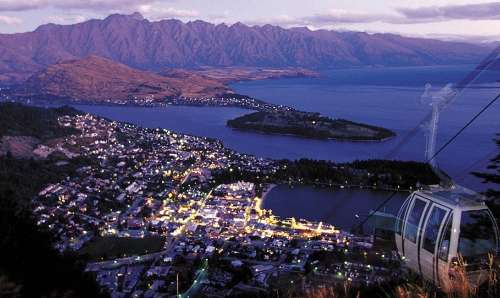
[0,12,491,86]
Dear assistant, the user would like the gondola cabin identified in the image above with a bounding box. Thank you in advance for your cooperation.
[395,186,499,291]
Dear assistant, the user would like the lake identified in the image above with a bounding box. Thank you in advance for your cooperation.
[262,185,408,231]
[76,65,500,192]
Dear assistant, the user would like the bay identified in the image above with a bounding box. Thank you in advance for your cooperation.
[77,65,500,192]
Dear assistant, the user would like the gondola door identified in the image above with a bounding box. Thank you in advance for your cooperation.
[395,195,412,257]
[436,213,453,289]
[420,204,450,283]
[403,196,430,272]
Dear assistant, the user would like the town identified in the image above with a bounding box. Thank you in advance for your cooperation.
[0,87,294,114]
[31,113,404,297]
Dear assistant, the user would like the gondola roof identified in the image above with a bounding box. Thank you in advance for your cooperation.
[417,185,487,208]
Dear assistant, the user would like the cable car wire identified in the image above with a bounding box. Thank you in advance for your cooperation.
[352,46,500,231]
[428,93,500,164]
[384,45,500,159]
[354,91,500,231]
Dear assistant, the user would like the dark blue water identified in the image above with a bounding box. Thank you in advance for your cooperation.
[76,65,500,192]
[231,65,500,190]
[262,185,408,230]
[77,105,252,138]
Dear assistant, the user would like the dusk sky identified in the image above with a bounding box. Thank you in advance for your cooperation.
[0,0,499,42]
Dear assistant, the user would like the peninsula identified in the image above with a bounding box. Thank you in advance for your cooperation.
[3,55,395,142]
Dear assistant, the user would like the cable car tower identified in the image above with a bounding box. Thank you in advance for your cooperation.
[395,82,500,291]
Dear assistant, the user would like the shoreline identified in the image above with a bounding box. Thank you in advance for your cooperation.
[258,183,277,210]
[228,126,396,143]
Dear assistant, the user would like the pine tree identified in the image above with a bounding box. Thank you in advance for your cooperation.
[472,135,500,198]
[472,135,500,221]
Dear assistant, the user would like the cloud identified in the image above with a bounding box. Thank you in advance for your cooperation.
[245,14,308,27]
[46,14,87,25]
[0,0,47,11]
[302,9,402,25]
[204,10,232,24]
[419,33,500,44]
[53,0,157,11]
[398,2,500,22]
[0,15,21,25]
[0,0,158,12]
[138,5,198,20]
[0,0,196,22]
[260,2,500,28]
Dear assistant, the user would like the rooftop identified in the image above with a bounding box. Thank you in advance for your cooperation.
[418,184,486,208]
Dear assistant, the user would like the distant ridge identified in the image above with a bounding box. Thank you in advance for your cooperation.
[0,12,490,85]
[15,56,230,102]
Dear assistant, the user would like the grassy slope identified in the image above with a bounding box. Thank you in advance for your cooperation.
[0,103,105,297]
[78,236,165,261]
[0,102,79,139]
